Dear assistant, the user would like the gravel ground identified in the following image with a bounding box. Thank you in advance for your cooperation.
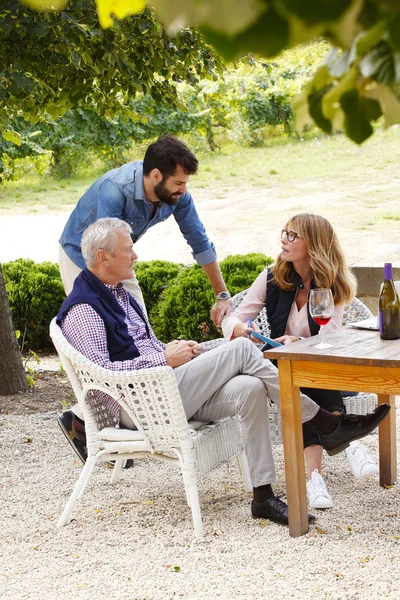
[1,407,400,600]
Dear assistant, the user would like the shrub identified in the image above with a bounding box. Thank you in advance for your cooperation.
[150,265,217,343]
[151,253,273,343]
[220,253,273,296]
[2,259,65,351]
[134,260,185,316]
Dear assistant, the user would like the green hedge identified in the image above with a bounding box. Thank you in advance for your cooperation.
[134,260,184,318]
[3,253,273,350]
[150,253,273,343]
[2,259,66,351]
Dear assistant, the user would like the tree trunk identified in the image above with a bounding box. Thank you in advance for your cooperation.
[0,263,28,395]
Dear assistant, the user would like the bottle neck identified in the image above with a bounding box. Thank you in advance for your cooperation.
[384,263,393,280]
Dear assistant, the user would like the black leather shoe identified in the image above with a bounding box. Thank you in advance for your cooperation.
[251,495,316,525]
[58,411,134,469]
[57,410,87,463]
[321,404,390,456]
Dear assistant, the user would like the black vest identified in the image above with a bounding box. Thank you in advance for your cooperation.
[266,268,320,339]
[57,269,149,362]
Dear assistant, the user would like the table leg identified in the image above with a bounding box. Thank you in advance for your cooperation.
[278,360,308,537]
[378,394,397,486]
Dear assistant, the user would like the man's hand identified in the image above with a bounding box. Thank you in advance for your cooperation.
[210,298,233,328]
[165,339,204,368]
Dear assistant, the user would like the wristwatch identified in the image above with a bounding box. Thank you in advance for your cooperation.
[216,291,231,301]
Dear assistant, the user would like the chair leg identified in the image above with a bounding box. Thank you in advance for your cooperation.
[110,459,124,485]
[187,483,204,538]
[184,484,191,507]
[237,452,252,493]
[57,457,97,528]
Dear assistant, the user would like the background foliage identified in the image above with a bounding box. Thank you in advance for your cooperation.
[0,0,220,178]
[3,254,272,349]
[1,42,330,179]
[20,0,400,146]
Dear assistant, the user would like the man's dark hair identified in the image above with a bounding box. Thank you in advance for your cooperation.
[143,135,198,177]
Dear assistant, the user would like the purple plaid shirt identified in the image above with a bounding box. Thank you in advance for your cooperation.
[61,282,167,424]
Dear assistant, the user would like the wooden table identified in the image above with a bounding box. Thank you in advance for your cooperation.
[265,327,399,537]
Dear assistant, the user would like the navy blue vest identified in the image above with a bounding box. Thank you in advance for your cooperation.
[57,269,149,362]
[266,268,320,339]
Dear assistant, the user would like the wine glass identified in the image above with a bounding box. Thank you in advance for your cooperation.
[309,289,334,349]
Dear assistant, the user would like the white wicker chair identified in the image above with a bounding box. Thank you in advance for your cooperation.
[50,318,252,538]
[203,292,378,444]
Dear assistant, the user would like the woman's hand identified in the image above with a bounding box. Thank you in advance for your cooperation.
[274,335,300,345]
[232,321,260,340]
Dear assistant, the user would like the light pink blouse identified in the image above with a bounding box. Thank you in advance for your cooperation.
[222,269,344,341]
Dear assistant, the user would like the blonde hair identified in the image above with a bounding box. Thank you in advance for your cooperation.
[272,213,357,305]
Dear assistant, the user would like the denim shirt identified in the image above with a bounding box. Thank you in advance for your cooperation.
[59,161,216,270]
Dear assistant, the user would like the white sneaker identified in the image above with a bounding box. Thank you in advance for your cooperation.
[306,469,334,509]
[346,440,379,479]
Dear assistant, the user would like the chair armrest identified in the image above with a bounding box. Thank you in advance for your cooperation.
[201,339,227,353]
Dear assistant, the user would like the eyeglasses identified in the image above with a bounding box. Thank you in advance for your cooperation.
[281,229,301,242]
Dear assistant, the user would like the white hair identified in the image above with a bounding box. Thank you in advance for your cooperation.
[81,218,132,267]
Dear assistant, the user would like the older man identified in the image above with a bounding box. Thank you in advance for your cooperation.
[56,218,389,525]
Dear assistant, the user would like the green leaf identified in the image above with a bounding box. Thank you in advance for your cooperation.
[339,88,373,144]
[359,44,395,85]
[22,0,68,8]
[322,66,357,120]
[292,87,313,132]
[235,8,289,57]
[201,8,289,60]
[2,129,22,145]
[152,0,262,37]
[388,14,400,51]
[12,72,33,90]
[325,47,355,78]
[278,0,353,26]
[308,86,333,134]
[356,19,387,56]
[361,97,382,122]
[364,83,400,127]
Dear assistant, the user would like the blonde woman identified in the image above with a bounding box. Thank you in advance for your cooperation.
[222,213,378,510]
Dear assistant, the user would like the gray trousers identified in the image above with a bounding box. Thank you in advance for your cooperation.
[173,338,319,488]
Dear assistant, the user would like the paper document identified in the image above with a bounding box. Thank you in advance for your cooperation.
[348,317,379,331]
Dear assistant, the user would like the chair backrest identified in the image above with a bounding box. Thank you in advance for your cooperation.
[231,289,373,335]
[50,318,193,453]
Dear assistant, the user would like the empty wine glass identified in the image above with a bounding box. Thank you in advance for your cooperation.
[309,289,334,349]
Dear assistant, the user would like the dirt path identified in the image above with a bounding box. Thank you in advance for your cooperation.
[1,181,399,267]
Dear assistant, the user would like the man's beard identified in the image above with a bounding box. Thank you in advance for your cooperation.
[154,178,181,205]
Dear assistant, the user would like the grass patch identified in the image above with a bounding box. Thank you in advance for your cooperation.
[1,126,400,225]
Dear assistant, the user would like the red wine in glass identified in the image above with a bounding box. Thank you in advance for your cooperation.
[313,316,332,327]
[309,289,334,349]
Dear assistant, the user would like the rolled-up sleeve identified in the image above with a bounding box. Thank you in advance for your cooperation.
[222,270,268,340]
[173,191,216,265]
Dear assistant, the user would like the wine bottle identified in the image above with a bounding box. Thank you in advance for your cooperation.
[379,263,400,340]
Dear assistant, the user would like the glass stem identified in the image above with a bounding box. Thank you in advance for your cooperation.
[320,326,325,345]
